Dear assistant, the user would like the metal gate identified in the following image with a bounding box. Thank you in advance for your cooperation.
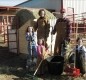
[0,15,14,43]
[8,28,18,54]
[53,7,86,45]
[66,7,86,45]
[0,15,18,54]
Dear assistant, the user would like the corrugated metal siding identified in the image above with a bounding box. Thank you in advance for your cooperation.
[17,0,61,12]
[63,0,86,14]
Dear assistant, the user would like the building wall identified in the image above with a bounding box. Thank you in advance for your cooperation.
[17,0,61,12]
[63,0,86,14]
[17,0,86,15]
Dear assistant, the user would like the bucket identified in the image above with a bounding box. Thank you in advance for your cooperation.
[46,55,64,75]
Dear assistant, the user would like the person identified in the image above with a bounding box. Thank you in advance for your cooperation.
[51,8,71,56]
[69,37,86,77]
[26,26,37,69]
[37,39,45,60]
[36,38,50,75]
[34,9,50,49]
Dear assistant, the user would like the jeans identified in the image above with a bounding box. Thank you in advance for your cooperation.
[26,45,37,68]
[28,45,37,60]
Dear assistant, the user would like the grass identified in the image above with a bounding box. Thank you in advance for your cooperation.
[0,40,86,80]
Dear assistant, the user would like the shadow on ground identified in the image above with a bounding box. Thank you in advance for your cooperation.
[0,46,28,77]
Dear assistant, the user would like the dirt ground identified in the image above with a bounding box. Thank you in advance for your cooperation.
[0,44,86,80]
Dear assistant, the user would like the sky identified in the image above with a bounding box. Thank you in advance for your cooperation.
[0,0,27,6]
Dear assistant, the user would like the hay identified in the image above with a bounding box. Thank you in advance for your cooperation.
[12,8,56,29]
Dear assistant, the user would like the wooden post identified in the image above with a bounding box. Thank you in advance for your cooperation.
[61,0,63,10]
[74,21,78,68]
[76,21,78,40]
[72,8,76,41]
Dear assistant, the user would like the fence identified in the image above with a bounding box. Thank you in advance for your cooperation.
[52,8,86,46]
[0,15,15,43]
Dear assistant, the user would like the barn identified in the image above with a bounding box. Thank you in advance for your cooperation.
[16,0,86,14]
